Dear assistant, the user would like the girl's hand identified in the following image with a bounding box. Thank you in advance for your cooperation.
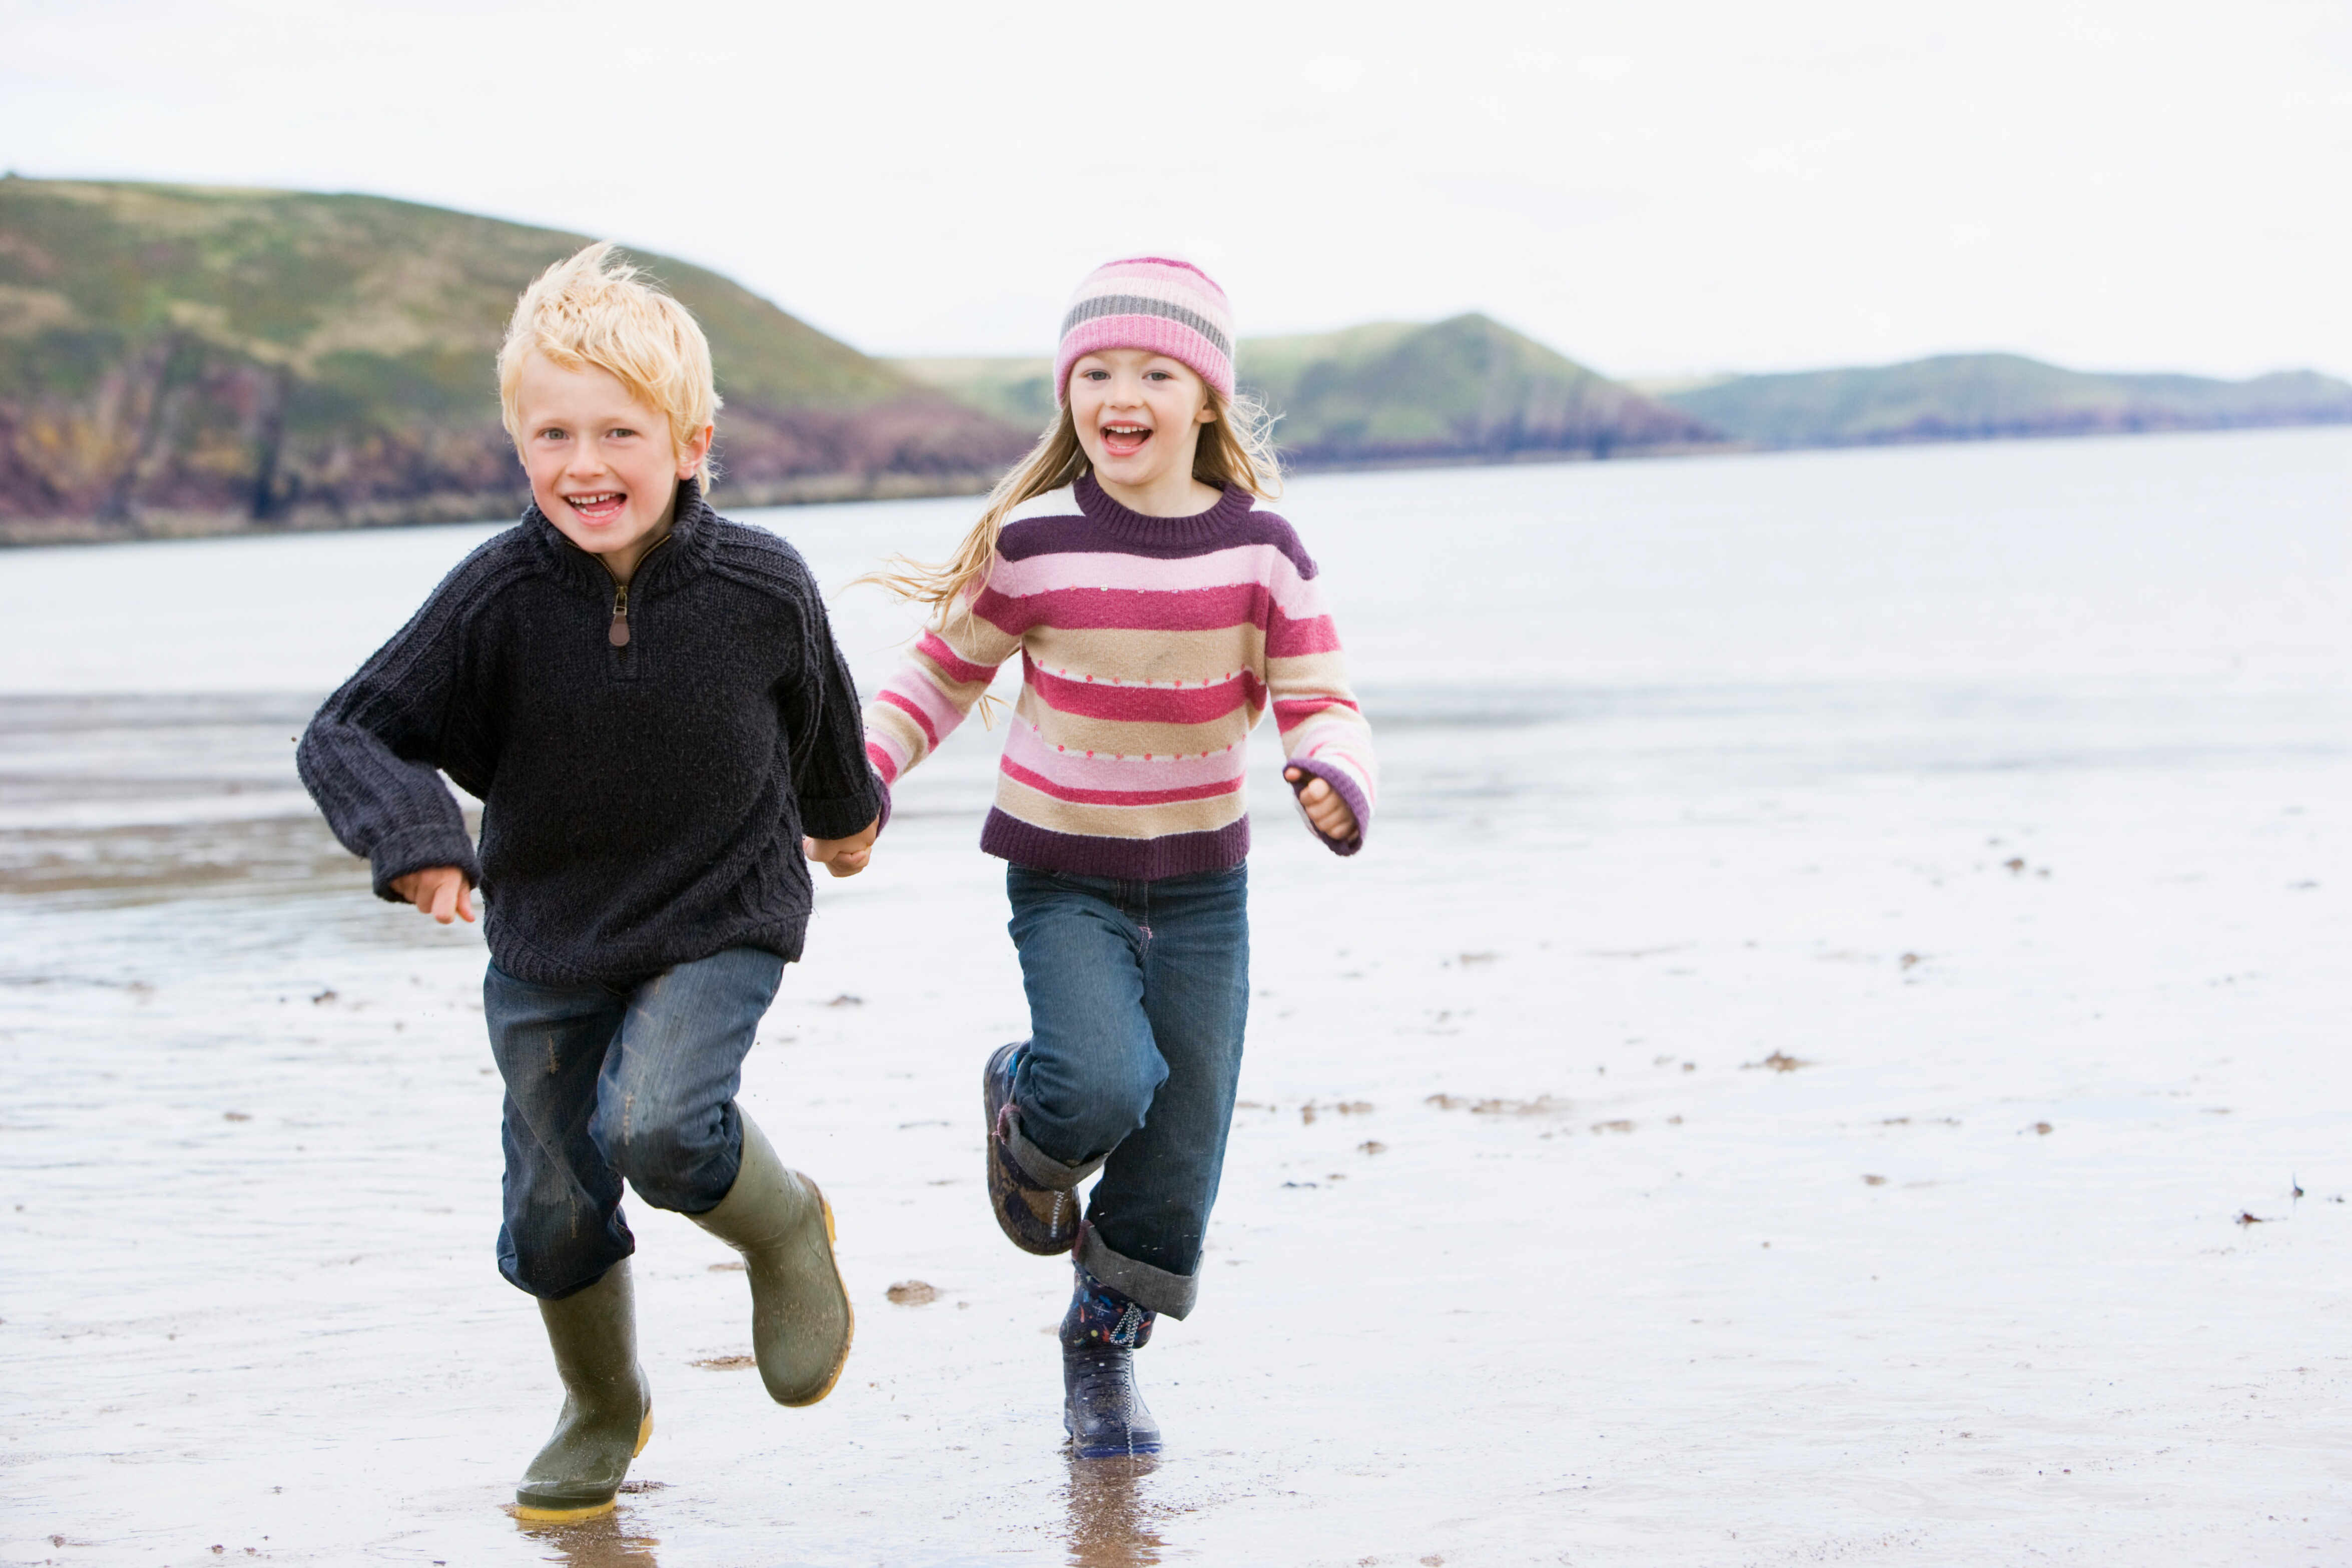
[391,865,476,924]
[804,816,881,878]
[1285,767,1358,843]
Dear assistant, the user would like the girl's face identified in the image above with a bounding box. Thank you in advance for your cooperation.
[1068,349,1216,495]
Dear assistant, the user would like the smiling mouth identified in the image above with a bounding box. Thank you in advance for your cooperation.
[564,490,627,524]
[1100,422,1152,458]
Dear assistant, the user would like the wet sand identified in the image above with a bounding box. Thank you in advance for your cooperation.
[6,683,2344,1566]
[4,433,2347,1564]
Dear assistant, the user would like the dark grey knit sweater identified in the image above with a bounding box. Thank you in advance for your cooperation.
[296,483,883,985]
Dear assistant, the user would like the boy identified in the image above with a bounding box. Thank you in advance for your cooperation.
[297,244,883,1519]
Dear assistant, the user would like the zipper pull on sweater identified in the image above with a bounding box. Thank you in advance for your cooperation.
[607,534,670,648]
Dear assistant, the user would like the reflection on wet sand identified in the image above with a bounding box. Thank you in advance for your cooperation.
[512,1504,661,1568]
[1064,1456,1164,1567]
[499,1462,1166,1568]
[0,694,354,901]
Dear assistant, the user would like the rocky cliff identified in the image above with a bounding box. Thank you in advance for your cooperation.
[0,179,1033,544]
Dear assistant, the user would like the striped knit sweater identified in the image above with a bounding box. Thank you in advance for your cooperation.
[863,475,1377,880]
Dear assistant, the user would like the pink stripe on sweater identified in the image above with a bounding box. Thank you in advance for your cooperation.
[876,687,942,748]
[989,544,1321,614]
[1001,758,1245,809]
[896,664,979,737]
[1029,665,1262,725]
[964,591,1033,639]
[1004,723,1246,789]
[1267,608,1343,657]
[916,630,998,688]
[1273,695,1360,729]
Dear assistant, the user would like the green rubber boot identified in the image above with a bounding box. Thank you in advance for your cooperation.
[690,1114,853,1407]
[514,1259,653,1521]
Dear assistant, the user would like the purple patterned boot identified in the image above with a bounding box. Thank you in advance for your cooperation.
[1060,1263,1162,1459]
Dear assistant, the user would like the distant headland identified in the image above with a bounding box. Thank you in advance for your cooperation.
[4,177,2346,545]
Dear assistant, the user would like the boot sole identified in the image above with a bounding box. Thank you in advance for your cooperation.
[775,1190,853,1408]
[514,1498,617,1523]
[511,1409,654,1520]
[1064,1408,1163,1461]
[1069,1441,1165,1460]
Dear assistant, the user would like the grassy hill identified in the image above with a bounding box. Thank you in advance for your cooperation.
[894,314,1723,468]
[1243,316,1720,464]
[889,357,1060,434]
[0,178,1031,543]
[1660,353,2352,447]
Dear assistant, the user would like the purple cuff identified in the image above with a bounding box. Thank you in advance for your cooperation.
[1287,758,1368,857]
[871,771,892,837]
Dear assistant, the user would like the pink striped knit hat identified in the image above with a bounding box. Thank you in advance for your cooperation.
[1053,257,1235,405]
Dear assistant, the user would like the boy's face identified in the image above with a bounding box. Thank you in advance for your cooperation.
[513,353,711,575]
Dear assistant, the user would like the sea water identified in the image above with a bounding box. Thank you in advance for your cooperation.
[1,427,2345,1566]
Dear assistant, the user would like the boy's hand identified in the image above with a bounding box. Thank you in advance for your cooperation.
[1285,767,1359,842]
[804,816,881,878]
[391,865,476,924]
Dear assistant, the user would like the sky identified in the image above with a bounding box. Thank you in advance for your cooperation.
[4,0,2349,380]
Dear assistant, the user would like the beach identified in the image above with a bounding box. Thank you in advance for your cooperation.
[2,427,2346,1566]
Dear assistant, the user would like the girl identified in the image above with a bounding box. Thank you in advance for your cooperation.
[842,257,1375,1457]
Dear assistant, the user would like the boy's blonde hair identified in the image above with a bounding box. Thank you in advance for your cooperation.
[865,387,1282,625]
[497,242,721,494]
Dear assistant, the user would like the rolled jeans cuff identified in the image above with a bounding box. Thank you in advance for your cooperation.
[1004,1112,1103,1193]
[1078,1227,1199,1321]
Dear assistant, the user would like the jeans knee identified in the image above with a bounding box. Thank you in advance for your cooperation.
[1110,1056,1168,1126]
[1032,1053,1165,1160]
[592,1099,731,1212]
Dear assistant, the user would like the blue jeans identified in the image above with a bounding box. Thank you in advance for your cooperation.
[1004,863,1250,1319]
[484,946,784,1299]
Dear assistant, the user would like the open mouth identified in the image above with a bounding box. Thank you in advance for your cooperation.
[564,490,627,524]
[1099,422,1153,459]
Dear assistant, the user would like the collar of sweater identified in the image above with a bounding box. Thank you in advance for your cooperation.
[1074,472,1256,543]
[524,477,720,601]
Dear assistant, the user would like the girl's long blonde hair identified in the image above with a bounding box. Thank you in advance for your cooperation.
[864,386,1283,624]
